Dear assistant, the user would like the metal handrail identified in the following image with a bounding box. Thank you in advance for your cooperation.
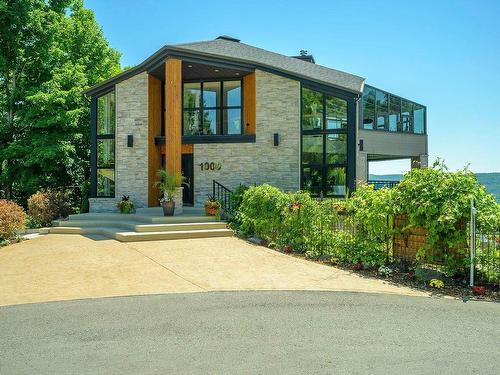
[213,180,233,212]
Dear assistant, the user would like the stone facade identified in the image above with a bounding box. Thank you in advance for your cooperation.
[193,70,301,206]
[90,72,149,212]
[88,198,117,213]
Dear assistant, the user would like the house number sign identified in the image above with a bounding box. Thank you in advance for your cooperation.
[199,162,222,171]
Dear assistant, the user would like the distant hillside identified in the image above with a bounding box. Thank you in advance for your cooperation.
[369,172,500,202]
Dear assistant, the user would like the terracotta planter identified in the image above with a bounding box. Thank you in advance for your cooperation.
[162,200,175,216]
[205,206,218,216]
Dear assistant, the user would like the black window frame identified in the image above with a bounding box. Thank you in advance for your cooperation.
[300,84,354,197]
[361,84,426,135]
[182,79,243,136]
[93,89,116,198]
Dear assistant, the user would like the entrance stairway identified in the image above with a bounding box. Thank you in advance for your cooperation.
[49,207,233,242]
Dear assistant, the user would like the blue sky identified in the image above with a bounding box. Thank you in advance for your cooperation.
[85,0,500,174]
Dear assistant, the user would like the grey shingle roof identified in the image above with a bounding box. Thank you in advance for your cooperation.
[168,38,365,94]
[84,37,365,96]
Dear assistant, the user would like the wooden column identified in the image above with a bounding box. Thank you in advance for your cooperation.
[148,74,162,206]
[165,58,182,174]
[243,72,256,135]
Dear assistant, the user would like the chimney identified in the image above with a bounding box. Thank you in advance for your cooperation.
[291,50,315,64]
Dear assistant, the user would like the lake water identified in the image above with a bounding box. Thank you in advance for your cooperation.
[369,173,500,202]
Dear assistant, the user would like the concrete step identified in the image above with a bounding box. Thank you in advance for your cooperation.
[135,206,205,216]
[53,220,137,230]
[67,213,218,224]
[115,228,233,242]
[53,220,227,232]
[48,226,233,242]
[135,222,227,232]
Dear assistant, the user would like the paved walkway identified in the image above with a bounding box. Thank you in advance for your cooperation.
[0,234,427,306]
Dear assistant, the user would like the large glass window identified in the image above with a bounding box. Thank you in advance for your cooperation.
[302,134,323,165]
[301,87,348,197]
[362,85,426,135]
[97,91,115,135]
[302,88,323,130]
[183,80,242,136]
[362,86,375,130]
[376,90,388,130]
[413,104,425,134]
[326,96,347,130]
[401,99,413,133]
[389,94,401,132]
[96,91,115,197]
[325,133,347,164]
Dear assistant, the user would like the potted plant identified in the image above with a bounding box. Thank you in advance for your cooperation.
[116,195,134,214]
[154,169,187,216]
[204,195,220,216]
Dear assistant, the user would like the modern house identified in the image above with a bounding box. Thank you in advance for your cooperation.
[85,36,427,212]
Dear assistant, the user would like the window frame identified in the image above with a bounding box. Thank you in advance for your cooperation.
[361,85,426,135]
[95,90,116,198]
[301,86,350,197]
[182,79,243,136]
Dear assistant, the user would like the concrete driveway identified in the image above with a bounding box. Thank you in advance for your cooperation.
[0,234,427,306]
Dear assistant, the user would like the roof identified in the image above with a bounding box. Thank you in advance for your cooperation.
[85,37,365,96]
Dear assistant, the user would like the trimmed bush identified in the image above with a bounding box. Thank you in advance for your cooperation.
[27,190,71,227]
[0,199,26,240]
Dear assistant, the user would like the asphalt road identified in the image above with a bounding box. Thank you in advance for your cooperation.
[1,292,499,375]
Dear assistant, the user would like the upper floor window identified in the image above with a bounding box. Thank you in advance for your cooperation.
[362,85,426,135]
[96,91,115,197]
[183,80,242,136]
[301,86,348,197]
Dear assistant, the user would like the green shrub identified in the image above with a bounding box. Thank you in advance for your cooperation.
[0,199,26,240]
[278,191,317,252]
[236,184,386,267]
[25,215,41,229]
[393,161,499,275]
[326,231,386,267]
[348,184,393,244]
[237,184,288,238]
[27,190,71,227]
[231,164,500,274]
[230,184,250,212]
[228,184,250,228]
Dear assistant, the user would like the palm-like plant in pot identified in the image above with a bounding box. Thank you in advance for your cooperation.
[154,169,187,216]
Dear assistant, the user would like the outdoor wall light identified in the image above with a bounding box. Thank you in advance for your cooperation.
[127,135,133,147]
[358,139,364,151]
[273,133,279,146]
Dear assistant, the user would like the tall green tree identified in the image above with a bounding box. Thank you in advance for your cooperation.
[0,0,120,206]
